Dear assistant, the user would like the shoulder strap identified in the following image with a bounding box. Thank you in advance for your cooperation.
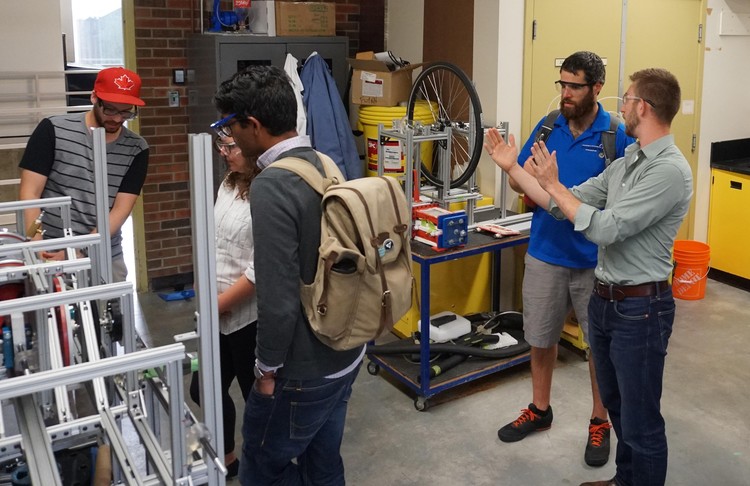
[534,109,560,144]
[271,151,345,195]
[535,109,622,167]
[602,113,623,167]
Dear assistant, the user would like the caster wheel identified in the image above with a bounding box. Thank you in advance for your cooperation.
[414,397,429,412]
[584,348,591,362]
[367,362,380,376]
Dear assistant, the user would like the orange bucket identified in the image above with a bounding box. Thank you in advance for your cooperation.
[672,240,710,300]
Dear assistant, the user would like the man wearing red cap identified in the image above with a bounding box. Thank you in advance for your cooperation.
[18,67,149,282]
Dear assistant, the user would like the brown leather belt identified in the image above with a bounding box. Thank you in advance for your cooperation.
[594,280,669,301]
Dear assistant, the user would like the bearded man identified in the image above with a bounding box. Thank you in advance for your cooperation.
[496,51,634,469]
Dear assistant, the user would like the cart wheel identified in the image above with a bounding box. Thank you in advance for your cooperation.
[367,362,380,376]
[414,397,429,412]
[584,347,591,362]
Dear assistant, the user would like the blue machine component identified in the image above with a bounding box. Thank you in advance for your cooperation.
[437,212,469,249]
[3,327,12,370]
[209,0,239,32]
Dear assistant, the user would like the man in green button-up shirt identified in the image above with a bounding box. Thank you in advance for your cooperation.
[485,68,692,486]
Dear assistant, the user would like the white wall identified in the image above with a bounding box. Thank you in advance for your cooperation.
[694,0,750,242]
[385,0,424,64]
[0,1,68,142]
[475,0,524,211]
[1,1,65,71]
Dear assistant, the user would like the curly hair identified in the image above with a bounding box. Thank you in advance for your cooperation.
[223,155,261,201]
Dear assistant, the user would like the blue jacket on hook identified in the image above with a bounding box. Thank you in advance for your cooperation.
[300,53,363,179]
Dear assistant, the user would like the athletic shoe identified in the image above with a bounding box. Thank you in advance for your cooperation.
[585,418,612,467]
[497,403,553,442]
[226,459,240,479]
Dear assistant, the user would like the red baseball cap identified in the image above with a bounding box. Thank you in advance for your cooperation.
[94,67,145,106]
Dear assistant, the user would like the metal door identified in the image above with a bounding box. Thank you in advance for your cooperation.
[623,0,705,239]
[522,0,624,141]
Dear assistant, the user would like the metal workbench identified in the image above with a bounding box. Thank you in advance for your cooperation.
[367,228,531,411]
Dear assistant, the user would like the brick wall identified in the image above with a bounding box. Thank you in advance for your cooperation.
[134,0,384,290]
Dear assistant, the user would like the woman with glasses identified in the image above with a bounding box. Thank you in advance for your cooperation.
[189,135,261,479]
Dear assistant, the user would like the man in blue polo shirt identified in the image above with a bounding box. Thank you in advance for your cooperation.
[496,51,634,468]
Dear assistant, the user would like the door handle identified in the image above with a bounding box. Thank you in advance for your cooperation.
[730,180,742,190]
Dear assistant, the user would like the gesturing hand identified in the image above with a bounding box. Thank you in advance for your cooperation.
[484,128,518,172]
[528,141,559,190]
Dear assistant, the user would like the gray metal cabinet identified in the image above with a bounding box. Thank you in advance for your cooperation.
[187,33,349,191]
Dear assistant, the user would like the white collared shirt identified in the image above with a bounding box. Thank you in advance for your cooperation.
[214,180,257,334]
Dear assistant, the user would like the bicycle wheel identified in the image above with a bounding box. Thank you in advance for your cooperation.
[406,62,484,189]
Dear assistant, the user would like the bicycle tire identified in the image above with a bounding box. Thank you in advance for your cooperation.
[406,62,484,189]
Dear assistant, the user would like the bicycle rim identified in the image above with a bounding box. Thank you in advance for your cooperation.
[406,62,483,189]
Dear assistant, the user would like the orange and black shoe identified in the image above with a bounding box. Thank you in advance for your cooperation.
[497,403,553,443]
[585,418,612,467]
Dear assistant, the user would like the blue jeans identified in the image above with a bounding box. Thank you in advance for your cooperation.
[239,365,360,486]
[588,287,675,486]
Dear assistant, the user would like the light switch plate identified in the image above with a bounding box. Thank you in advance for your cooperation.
[168,91,180,107]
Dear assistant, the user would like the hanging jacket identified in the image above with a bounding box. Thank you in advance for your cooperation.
[284,52,307,136]
[299,53,362,179]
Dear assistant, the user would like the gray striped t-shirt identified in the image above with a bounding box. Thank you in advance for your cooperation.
[19,112,149,258]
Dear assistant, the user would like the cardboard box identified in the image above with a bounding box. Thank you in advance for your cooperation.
[275,2,335,37]
[348,52,422,106]
[248,0,276,36]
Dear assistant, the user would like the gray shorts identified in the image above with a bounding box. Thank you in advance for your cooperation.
[522,253,595,348]
[111,255,128,283]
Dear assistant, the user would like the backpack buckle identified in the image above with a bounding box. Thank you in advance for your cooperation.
[382,289,391,307]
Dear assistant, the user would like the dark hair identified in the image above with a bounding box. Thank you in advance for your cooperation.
[560,51,606,85]
[629,68,681,125]
[213,65,297,136]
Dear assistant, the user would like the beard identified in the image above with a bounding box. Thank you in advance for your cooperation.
[625,110,640,138]
[93,109,124,133]
[559,89,597,122]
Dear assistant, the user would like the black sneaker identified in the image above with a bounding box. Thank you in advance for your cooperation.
[585,418,612,467]
[226,459,240,479]
[497,403,553,442]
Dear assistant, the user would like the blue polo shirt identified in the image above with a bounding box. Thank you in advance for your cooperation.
[519,103,634,268]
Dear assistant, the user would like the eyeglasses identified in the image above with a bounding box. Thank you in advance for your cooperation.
[554,80,592,92]
[622,94,656,108]
[215,139,239,155]
[98,100,138,120]
[210,113,239,138]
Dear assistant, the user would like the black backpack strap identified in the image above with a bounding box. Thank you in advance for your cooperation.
[534,109,560,144]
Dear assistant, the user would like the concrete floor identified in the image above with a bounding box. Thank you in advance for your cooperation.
[135,277,750,486]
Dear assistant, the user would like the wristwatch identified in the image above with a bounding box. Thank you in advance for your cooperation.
[253,364,276,381]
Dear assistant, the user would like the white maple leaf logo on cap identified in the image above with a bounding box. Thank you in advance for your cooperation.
[114,74,135,91]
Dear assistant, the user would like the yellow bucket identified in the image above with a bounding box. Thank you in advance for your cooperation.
[358,104,436,177]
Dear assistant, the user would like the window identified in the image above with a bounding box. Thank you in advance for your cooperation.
[70,0,123,67]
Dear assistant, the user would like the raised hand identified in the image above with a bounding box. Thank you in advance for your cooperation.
[528,141,560,190]
[484,128,518,172]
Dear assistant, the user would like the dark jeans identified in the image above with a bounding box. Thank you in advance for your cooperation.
[239,364,361,486]
[588,287,675,486]
[190,322,257,454]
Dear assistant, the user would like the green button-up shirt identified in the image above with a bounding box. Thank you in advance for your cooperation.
[549,134,693,285]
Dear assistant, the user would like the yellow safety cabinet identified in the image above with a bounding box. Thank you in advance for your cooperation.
[708,168,750,280]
